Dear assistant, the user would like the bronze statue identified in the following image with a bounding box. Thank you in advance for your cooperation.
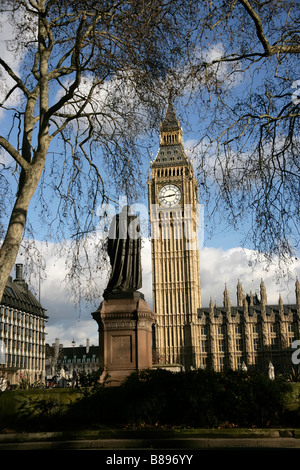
[104,205,142,298]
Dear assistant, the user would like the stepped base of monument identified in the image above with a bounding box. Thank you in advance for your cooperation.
[92,291,156,385]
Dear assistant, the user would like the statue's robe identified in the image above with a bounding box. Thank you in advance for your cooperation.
[104,208,142,296]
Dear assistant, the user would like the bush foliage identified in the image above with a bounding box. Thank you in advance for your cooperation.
[63,368,291,428]
[3,368,294,431]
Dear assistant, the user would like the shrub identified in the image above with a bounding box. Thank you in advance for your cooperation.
[4,368,293,430]
[65,368,289,428]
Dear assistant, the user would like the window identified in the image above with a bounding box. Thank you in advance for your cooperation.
[218,326,225,335]
[270,324,278,333]
[201,326,208,336]
[237,356,243,369]
[271,337,279,350]
[200,357,207,368]
[235,325,242,334]
[6,287,15,297]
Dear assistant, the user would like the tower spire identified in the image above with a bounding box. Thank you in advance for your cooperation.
[159,97,184,149]
[160,96,180,131]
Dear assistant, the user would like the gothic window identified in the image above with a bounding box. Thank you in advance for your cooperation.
[218,325,225,335]
[201,326,208,336]
[200,357,207,368]
[235,325,242,334]
[237,356,243,369]
[270,323,278,333]
[271,337,279,350]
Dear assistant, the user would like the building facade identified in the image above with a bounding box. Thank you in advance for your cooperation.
[197,279,300,374]
[0,264,47,386]
[45,338,100,386]
[149,102,300,375]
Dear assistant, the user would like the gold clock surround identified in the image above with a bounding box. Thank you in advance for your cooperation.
[158,184,181,207]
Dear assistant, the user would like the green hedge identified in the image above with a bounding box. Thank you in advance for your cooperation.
[63,369,295,429]
[0,369,298,431]
[0,388,83,430]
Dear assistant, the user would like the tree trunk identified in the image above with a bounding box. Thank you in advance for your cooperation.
[0,155,47,301]
[0,8,51,301]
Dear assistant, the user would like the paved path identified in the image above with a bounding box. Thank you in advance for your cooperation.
[0,431,299,450]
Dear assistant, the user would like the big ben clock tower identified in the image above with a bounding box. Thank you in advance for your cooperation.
[148,100,202,369]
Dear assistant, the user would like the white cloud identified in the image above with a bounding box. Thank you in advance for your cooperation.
[15,236,153,348]
[14,237,299,348]
[200,246,300,307]
[0,10,34,119]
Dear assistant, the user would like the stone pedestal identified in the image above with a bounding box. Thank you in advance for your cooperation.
[92,291,156,385]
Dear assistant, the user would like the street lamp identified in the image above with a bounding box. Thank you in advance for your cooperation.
[71,339,76,385]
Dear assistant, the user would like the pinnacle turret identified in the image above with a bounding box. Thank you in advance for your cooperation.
[223,283,230,310]
[237,279,244,307]
[296,277,300,308]
[160,98,181,132]
[260,278,267,306]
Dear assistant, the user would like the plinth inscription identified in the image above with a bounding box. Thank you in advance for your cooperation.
[111,335,132,364]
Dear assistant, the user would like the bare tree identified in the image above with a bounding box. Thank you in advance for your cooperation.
[0,0,299,305]
[0,0,196,300]
[182,0,300,266]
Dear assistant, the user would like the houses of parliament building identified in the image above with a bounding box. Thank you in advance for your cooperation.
[148,100,300,375]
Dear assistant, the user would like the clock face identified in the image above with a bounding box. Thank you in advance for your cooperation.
[158,184,181,207]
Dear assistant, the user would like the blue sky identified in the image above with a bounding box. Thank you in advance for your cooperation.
[0,9,299,348]
[2,83,299,348]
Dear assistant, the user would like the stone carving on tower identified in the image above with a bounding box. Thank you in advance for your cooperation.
[148,99,202,369]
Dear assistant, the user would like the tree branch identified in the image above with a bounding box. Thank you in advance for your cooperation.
[0,58,30,96]
[238,0,300,55]
[238,0,272,55]
[0,136,31,171]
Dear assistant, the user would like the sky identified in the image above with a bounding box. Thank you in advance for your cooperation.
[14,229,300,349]
[1,8,299,348]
